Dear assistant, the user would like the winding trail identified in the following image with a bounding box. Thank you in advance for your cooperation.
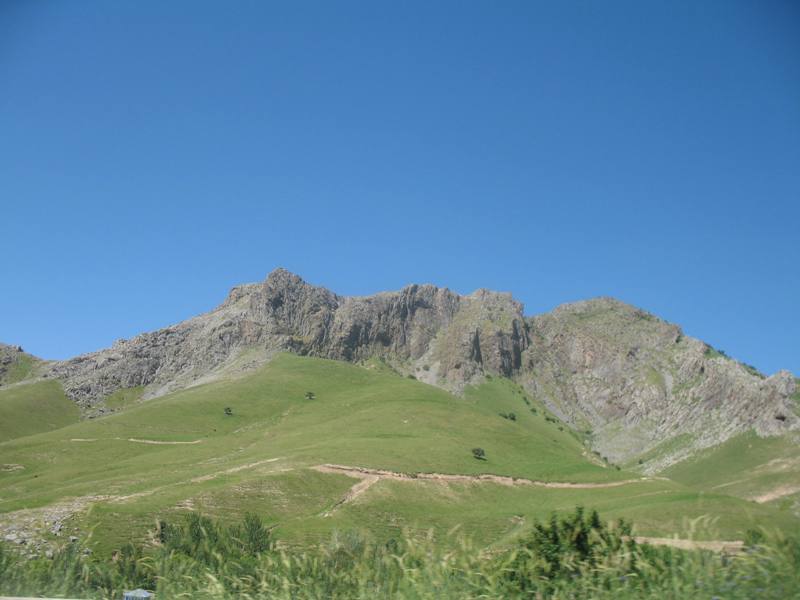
[126,438,203,445]
[190,457,284,483]
[314,464,743,551]
[69,437,203,445]
[321,474,381,516]
[315,463,655,489]
[314,464,658,515]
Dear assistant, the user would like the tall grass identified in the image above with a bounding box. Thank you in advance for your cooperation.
[1,509,798,599]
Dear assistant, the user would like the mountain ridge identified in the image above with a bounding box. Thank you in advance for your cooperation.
[3,268,797,471]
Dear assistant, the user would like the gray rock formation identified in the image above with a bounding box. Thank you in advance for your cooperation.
[47,269,526,408]
[520,298,798,470]
[0,343,41,385]
[20,268,800,469]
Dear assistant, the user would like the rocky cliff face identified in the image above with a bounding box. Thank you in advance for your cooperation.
[25,269,800,468]
[47,269,527,410]
[520,298,798,470]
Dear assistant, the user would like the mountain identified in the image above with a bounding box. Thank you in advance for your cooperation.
[1,269,798,556]
[4,268,790,472]
[5,351,795,558]
[48,268,526,407]
[521,298,797,470]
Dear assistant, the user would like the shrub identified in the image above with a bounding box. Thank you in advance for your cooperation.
[507,507,634,591]
[704,346,728,359]
[742,363,766,379]
[471,447,486,460]
[0,511,798,599]
[744,528,765,549]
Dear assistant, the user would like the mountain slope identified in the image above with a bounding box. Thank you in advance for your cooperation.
[664,431,800,509]
[36,269,797,471]
[49,269,528,411]
[521,298,798,469]
[2,354,793,557]
[0,380,79,443]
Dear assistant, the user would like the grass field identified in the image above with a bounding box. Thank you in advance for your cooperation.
[0,352,38,386]
[0,380,79,442]
[1,353,798,558]
[104,385,145,410]
[665,431,800,505]
[3,509,798,600]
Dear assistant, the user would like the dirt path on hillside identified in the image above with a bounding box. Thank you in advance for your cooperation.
[633,536,743,553]
[314,464,657,516]
[107,457,290,503]
[750,484,800,503]
[69,437,203,445]
[315,465,743,551]
[321,474,381,517]
[126,438,203,445]
[314,464,652,490]
[190,457,284,483]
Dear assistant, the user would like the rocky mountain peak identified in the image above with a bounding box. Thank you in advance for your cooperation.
[25,271,798,471]
[263,267,319,294]
[48,272,524,409]
[523,296,798,469]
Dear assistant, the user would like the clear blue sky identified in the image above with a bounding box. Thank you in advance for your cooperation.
[1,1,798,374]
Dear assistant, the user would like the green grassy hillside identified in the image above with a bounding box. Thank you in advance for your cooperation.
[664,431,800,507]
[1,354,797,557]
[0,380,80,442]
[0,353,37,385]
[104,385,145,410]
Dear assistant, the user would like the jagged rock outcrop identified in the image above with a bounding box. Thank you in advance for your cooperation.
[48,269,527,409]
[520,298,799,470]
[22,269,799,468]
[0,343,41,386]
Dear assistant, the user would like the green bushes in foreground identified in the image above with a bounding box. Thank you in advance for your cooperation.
[1,508,799,599]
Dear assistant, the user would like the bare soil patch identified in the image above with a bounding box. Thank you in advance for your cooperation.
[750,484,800,503]
[69,437,203,445]
[314,463,651,489]
[634,536,743,553]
